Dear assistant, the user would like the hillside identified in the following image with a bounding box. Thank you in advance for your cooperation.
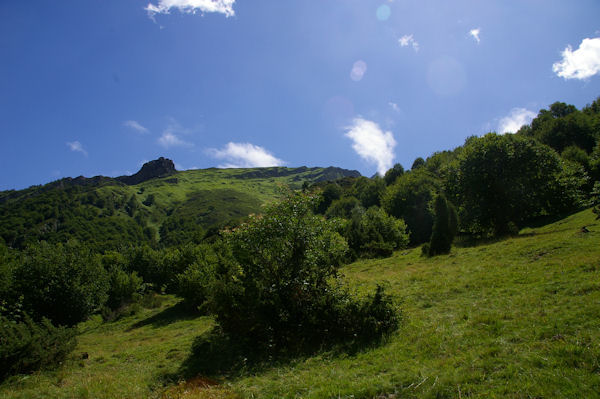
[1,208,598,398]
[0,161,360,249]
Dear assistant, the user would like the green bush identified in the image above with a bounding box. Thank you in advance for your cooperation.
[13,242,109,326]
[104,267,143,311]
[0,314,77,380]
[345,206,409,259]
[175,244,219,310]
[206,192,399,353]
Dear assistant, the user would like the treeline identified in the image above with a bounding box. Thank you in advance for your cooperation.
[313,98,599,245]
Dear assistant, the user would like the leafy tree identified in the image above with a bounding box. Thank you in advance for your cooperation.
[411,157,425,170]
[562,145,590,171]
[316,183,343,214]
[12,242,109,326]
[382,169,439,244]
[350,176,386,208]
[384,163,404,185]
[452,133,586,236]
[325,196,361,219]
[427,194,458,256]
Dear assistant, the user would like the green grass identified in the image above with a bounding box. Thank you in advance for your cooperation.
[2,209,599,398]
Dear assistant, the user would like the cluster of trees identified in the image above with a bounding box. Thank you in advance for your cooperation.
[312,98,599,253]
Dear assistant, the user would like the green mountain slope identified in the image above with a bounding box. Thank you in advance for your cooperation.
[0,161,360,249]
[1,208,597,398]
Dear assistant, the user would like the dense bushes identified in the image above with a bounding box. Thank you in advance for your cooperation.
[344,206,409,259]
[0,314,77,380]
[12,242,109,326]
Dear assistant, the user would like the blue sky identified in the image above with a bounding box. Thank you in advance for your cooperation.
[1,0,600,190]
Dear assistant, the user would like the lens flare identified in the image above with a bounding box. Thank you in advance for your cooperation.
[376,4,391,21]
[350,60,367,81]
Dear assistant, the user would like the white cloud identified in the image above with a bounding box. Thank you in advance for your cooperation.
[66,141,88,157]
[469,28,481,44]
[157,120,194,148]
[498,108,537,134]
[209,142,285,168]
[345,118,396,176]
[145,0,235,18]
[158,131,192,148]
[399,34,419,52]
[123,120,149,134]
[552,37,600,80]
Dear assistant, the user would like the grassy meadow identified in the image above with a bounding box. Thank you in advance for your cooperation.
[1,208,599,399]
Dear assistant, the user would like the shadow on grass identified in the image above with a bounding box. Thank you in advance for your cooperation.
[157,326,392,385]
[127,302,202,330]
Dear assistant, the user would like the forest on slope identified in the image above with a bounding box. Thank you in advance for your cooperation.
[1,97,600,395]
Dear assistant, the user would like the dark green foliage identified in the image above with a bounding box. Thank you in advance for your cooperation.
[11,242,109,326]
[427,195,458,256]
[0,185,149,250]
[520,102,599,154]
[562,145,590,171]
[384,163,404,185]
[592,182,600,220]
[350,176,386,208]
[175,244,219,310]
[411,157,425,170]
[590,142,600,183]
[104,268,143,311]
[159,216,205,247]
[206,192,398,352]
[382,169,439,245]
[316,183,342,214]
[451,133,587,236]
[325,196,361,219]
[344,206,409,259]
[0,314,77,380]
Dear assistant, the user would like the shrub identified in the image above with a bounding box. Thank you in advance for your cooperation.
[13,242,109,326]
[104,267,143,311]
[0,314,77,380]
[345,206,409,259]
[176,244,219,310]
[206,192,399,353]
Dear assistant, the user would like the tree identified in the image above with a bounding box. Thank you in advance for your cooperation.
[427,194,458,256]
[382,169,439,244]
[452,133,586,236]
[13,242,109,326]
[384,163,404,185]
[411,157,425,170]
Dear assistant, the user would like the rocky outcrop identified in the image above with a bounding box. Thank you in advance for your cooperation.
[117,157,176,185]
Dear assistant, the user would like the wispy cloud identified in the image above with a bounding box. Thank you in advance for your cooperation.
[66,141,88,157]
[388,102,400,112]
[498,108,536,134]
[123,120,149,134]
[209,142,285,168]
[398,34,419,52]
[552,37,600,80]
[145,0,235,19]
[157,120,194,148]
[469,28,481,44]
[345,118,396,176]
